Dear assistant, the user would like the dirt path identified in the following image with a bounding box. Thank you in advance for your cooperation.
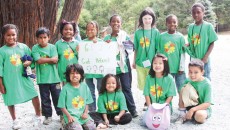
[0,34,230,130]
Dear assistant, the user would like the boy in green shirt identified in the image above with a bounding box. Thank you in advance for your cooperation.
[32,27,62,125]
[58,64,96,130]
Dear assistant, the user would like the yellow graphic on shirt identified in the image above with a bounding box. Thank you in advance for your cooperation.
[72,96,84,109]
[164,41,175,54]
[106,100,118,111]
[191,33,200,46]
[63,48,74,60]
[140,37,150,48]
[41,55,49,66]
[150,85,163,98]
[10,54,22,66]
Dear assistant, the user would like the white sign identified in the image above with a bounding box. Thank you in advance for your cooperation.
[78,41,117,75]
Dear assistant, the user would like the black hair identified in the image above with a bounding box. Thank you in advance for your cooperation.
[109,14,122,24]
[138,7,156,28]
[166,14,178,23]
[1,24,19,42]
[65,64,84,83]
[86,21,99,36]
[35,27,50,38]
[192,3,205,12]
[188,59,204,71]
[60,20,77,36]
[149,53,170,78]
[99,74,121,94]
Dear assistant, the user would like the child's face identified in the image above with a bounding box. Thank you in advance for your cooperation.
[152,57,164,73]
[192,7,204,23]
[110,16,121,32]
[37,33,50,47]
[142,14,153,28]
[69,70,81,83]
[188,66,204,82]
[106,77,117,93]
[166,16,178,33]
[4,29,17,46]
[86,24,97,39]
[62,24,74,39]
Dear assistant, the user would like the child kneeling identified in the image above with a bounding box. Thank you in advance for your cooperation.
[57,64,96,130]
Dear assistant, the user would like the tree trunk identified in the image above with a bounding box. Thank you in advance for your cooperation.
[0,0,58,48]
[51,0,84,43]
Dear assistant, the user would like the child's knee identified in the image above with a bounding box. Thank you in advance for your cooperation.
[194,110,207,124]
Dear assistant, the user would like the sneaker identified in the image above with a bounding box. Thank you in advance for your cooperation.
[130,110,138,118]
[175,116,186,124]
[12,119,22,129]
[43,117,52,125]
[33,115,42,127]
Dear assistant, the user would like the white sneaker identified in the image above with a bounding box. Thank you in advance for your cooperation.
[43,117,52,125]
[33,116,42,127]
[12,119,22,129]
[175,116,186,124]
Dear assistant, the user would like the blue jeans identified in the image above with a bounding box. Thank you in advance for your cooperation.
[204,60,211,81]
[86,78,102,112]
[116,72,137,113]
[38,83,62,117]
[171,73,186,92]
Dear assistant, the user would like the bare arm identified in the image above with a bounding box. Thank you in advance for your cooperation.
[145,96,151,107]
[165,96,173,104]
[202,42,214,63]
[36,56,58,64]
[132,50,137,69]
[81,105,89,120]
[114,110,126,122]
[61,108,75,123]
[102,113,109,125]
[186,102,211,119]
[0,77,6,94]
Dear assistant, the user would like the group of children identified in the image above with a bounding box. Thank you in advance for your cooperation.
[0,2,217,130]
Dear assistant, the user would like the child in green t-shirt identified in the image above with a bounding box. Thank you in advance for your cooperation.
[133,7,160,92]
[82,21,103,112]
[186,3,218,80]
[143,53,176,110]
[32,27,62,125]
[57,64,96,130]
[0,24,41,129]
[103,14,138,117]
[157,14,186,92]
[89,74,132,129]
[176,59,212,124]
[55,20,79,83]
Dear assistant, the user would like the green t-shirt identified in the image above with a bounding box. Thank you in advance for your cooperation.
[32,43,61,84]
[181,78,212,115]
[103,35,129,74]
[82,38,104,79]
[143,74,176,104]
[55,39,78,82]
[186,21,218,59]
[57,82,93,125]
[0,43,38,106]
[157,32,185,73]
[134,28,160,68]
[97,90,128,114]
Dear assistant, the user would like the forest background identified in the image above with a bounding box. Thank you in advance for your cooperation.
[0,0,229,47]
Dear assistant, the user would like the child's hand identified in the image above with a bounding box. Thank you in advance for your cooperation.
[23,61,32,67]
[67,115,75,123]
[186,108,195,120]
[202,56,208,63]
[76,45,79,52]
[114,115,120,122]
[185,43,190,47]
[104,119,109,126]
[105,40,111,43]
[132,63,136,69]
[93,39,97,43]
[0,84,6,94]
[51,57,58,64]
[81,113,88,120]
